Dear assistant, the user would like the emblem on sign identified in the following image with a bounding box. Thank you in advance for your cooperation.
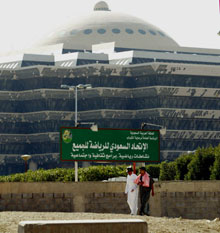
[62,130,72,144]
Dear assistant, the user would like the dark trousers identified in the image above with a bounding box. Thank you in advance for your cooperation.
[139,186,151,215]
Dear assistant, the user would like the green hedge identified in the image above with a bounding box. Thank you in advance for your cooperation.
[0,165,128,182]
[175,153,192,180]
[78,165,127,181]
[185,147,215,180]
[146,164,160,178]
[0,168,76,182]
[1,144,220,182]
[210,145,220,180]
[159,161,176,181]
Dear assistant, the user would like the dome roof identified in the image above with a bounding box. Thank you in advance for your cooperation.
[94,1,110,11]
[39,1,179,51]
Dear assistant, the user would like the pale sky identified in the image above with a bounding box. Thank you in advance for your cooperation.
[0,0,219,54]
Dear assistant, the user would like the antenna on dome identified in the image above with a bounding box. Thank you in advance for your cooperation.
[94,1,111,11]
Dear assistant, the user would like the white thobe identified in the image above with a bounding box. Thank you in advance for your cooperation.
[125,173,138,215]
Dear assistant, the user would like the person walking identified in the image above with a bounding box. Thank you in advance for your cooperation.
[135,167,154,216]
[125,166,138,215]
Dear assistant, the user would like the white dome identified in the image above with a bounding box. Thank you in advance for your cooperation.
[94,1,110,11]
[39,1,179,51]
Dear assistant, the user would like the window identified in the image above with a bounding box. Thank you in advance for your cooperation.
[149,30,156,35]
[158,31,165,37]
[9,63,14,68]
[70,30,78,35]
[12,63,18,69]
[97,28,106,34]
[84,29,92,34]
[68,61,73,67]
[59,31,66,37]
[112,28,120,34]
[64,62,70,67]
[138,29,146,35]
[125,28,134,34]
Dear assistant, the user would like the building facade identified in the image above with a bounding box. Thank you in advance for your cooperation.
[0,1,220,174]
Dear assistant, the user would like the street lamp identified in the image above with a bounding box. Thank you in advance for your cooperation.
[77,122,98,132]
[187,150,196,154]
[61,83,93,182]
[136,122,166,169]
[61,84,92,127]
[21,154,31,172]
[141,122,166,136]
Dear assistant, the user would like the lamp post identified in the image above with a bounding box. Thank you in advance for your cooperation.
[141,122,166,135]
[77,122,98,132]
[132,122,166,171]
[187,150,196,154]
[21,154,31,172]
[61,84,92,182]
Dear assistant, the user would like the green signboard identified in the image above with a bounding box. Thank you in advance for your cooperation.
[60,127,160,162]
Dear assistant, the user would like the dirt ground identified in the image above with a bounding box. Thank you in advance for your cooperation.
[0,212,220,233]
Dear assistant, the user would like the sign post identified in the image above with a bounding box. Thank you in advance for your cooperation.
[61,127,160,163]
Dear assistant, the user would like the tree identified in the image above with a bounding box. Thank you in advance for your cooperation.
[159,161,176,181]
[210,144,220,180]
[146,164,160,178]
[185,146,215,180]
[175,153,192,180]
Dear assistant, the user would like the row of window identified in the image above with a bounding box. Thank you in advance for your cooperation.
[59,61,75,67]
[21,61,54,67]
[59,60,108,67]
[129,57,220,66]
[0,63,19,69]
[69,28,165,36]
[111,59,131,66]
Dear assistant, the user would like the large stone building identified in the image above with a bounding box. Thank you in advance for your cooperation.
[0,1,220,174]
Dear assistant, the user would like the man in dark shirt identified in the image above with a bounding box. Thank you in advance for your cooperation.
[135,167,154,215]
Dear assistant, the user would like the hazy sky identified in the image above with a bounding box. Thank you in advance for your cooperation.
[0,0,219,54]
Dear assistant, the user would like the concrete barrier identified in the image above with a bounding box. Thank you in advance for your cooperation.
[18,219,148,233]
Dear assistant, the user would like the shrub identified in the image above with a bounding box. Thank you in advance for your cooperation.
[185,146,215,180]
[210,144,220,180]
[0,165,129,182]
[2,144,220,182]
[79,165,127,181]
[0,168,75,182]
[159,161,176,181]
[175,153,192,180]
[146,164,160,178]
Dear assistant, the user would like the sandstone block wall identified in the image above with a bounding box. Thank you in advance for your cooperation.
[160,191,220,219]
[0,192,128,213]
[0,181,219,219]
[149,181,220,219]
[85,192,129,213]
[0,193,73,212]
[0,182,130,213]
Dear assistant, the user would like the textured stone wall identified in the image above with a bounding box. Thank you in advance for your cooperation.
[0,181,220,219]
[85,192,129,214]
[150,181,220,219]
[0,191,128,213]
[160,191,220,219]
[0,182,130,213]
[0,193,73,212]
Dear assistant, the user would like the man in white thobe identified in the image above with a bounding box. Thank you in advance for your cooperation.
[125,166,138,215]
